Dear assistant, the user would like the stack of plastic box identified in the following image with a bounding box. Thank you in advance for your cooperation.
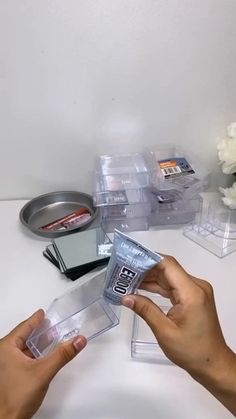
[93,153,154,233]
[146,145,209,226]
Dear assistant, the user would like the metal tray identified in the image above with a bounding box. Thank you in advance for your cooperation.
[19,191,98,238]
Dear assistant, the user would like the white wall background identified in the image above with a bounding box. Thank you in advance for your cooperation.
[0,0,236,199]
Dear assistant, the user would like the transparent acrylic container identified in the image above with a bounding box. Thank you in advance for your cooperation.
[101,202,152,219]
[131,291,173,364]
[95,153,152,191]
[183,196,236,257]
[101,216,149,233]
[149,194,203,226]
[93,187,151,207]
[146,145,209,199]
[26,269,120,358]
[97,153,149,176]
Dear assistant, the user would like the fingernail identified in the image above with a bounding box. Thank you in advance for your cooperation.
[122,296,135,310]
[73,336,87,352]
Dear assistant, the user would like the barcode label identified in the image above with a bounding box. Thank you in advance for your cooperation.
[158,157,195,178]
[161,166,182,176]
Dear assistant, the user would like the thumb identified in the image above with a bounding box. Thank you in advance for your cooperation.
[41,335,87,381]
[122,294,174,338]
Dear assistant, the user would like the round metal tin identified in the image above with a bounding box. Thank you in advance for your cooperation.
[19,191,98,238]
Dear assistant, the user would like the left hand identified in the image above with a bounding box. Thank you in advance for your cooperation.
[0,309,87,419]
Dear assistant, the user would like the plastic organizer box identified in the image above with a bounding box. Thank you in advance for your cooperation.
[101,216,149,233]
[184,195,236,258]
[27,269,120,358]
[93,187,151,207]
[93,153,152,197]
[101,202,152,219]
[93,153,153,232]
[146,145,209,200]
[95,153,150,185]
[149,193,203,226]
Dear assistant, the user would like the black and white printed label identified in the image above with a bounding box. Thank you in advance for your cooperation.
[112,266,137,296]
[158,157,195,178]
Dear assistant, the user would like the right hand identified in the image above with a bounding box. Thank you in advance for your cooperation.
[122,256,235,381]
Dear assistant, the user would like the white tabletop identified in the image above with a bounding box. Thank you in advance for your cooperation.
[0,199,235,419]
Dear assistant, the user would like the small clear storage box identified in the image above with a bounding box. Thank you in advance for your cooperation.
[131,291,173,364]
[100,204,151,232]
[27,269,120,358]
[184,195,236,258]
[149,194,203,226]
[147,145,209,199]
[94,153,152,193]
[93,187,151,207]
[101,202,152,219]
[101,216,149,233]
[93,153,155,232]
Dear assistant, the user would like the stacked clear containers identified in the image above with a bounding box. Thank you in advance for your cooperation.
[146,145,209,225]
[93,153,154,233]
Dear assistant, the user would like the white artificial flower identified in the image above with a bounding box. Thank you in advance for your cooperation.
[227,122,236,139]
[219,182,236,209]
[217,137,236,174]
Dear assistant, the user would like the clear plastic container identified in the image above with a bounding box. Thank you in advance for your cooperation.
[97,153,149,176]
[149,194,203,226]
[131,291,173,364]
[101,202,152,219]
[26,269,120,358]
[95,153,152,191]
[93,187,151,207]
[146,145,209,199]
[183,196,236,257]
[101,216,149,233]
[95,172,150,192]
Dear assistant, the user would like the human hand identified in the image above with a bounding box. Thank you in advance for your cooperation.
[0,310,87,419]
[122,256,235,381]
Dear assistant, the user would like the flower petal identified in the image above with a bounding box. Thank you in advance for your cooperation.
[227,122,236,139]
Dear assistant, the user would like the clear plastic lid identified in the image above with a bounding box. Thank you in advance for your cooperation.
[26,269,120,358]
[184,195,236,257]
